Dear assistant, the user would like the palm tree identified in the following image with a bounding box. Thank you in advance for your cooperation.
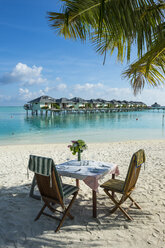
[48,0,165,94]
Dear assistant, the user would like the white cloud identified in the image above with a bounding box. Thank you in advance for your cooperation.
[19,87,46,101]
[101,86,165,106]
[74,82,103,91]
[19,88,29,95]
[18,82,68,102]
[37,84,67,94]
[0,63,47,85]
[39,89,45,95]
[55,77,61,82]
[137,87,165,106]
[19,88,33,100]
[11,63,42,78]
[70,82,165,106]
[56,83,67,91]
[2,71,165,106]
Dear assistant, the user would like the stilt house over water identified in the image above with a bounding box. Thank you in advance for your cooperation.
[24,95,148,116]
[24,96,56,111]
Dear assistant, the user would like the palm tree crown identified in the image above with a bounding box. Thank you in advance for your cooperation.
[48,0,165,94]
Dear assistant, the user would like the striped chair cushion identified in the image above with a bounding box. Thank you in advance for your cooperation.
[62,184,79,198]
[28,155,53,176]
[28,155,64,198]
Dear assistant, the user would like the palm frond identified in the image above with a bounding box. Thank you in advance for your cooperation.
[48,0,163,57]
[123,36,165,95]
[48,0,165,92]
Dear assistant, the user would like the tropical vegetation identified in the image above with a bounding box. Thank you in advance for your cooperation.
[48,0,165,94]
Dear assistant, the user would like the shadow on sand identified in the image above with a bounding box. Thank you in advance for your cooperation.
[0,183,151,248]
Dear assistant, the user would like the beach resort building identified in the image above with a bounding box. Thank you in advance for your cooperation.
[151,102,161,108]
[24,96,56,111]
[56,98,72,109]
[70,97,87,109]
[24,95,147,115]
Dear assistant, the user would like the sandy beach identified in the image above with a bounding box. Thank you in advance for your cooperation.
[0,140,164,248]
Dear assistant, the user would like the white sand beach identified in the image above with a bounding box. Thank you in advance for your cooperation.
[0,140,164,248]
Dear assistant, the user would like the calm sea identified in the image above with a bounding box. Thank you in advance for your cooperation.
[0,106,164,145]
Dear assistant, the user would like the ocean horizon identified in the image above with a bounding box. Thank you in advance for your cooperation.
[0,106,165,145]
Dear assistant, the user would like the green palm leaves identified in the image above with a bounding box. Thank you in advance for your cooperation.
[48,0,165,93]
[124,33,165,94]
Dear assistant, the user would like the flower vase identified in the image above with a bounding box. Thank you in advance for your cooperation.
[78,151,81,161]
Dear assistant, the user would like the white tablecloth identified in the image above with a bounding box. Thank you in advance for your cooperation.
[56,160,119,191]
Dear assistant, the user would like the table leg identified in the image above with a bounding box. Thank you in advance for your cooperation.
[76,179,80,188]
[92,190,97,218]
[112,174,115,198]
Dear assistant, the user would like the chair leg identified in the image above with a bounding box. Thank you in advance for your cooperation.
[55,192,78,233]
[128,195,141,209]
[34,191,78,232]
[109,204,119,214]
[66,211,74,220]
[34,203,46,221]
[104,189,121,214]
[29,175,41,200]
[46,201,74,220]
[118,205,133,221]
[104,190,133,220]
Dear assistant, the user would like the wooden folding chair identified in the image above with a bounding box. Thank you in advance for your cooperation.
[28,155,79,232]
[100,149,145,220]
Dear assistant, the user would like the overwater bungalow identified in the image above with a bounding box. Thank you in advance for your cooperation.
[138,101,147,107]
[116,100,123,108]
[71,97,87,109]
[24,96,56,112]
[87,99,98,108]
[110,100,120,108]
[56,98,73,109]
[95,98,109,108]
[24,95,147,115]
[122,100,129,107]
[151,102,161,108]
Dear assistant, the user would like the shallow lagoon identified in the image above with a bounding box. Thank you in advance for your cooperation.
[0,106,164,145]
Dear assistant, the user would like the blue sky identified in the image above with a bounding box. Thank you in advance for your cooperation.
[0,0,164,106]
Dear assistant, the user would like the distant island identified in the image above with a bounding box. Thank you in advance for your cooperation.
[24,96,148,115]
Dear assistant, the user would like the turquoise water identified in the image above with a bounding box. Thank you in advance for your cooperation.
[0,106,165,145]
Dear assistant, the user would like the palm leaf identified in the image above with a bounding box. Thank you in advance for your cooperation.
[123,34,165,94]
[48,0,165,91]
[48,0,163,55]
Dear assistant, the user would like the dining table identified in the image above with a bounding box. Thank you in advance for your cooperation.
[56,159,119,218]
